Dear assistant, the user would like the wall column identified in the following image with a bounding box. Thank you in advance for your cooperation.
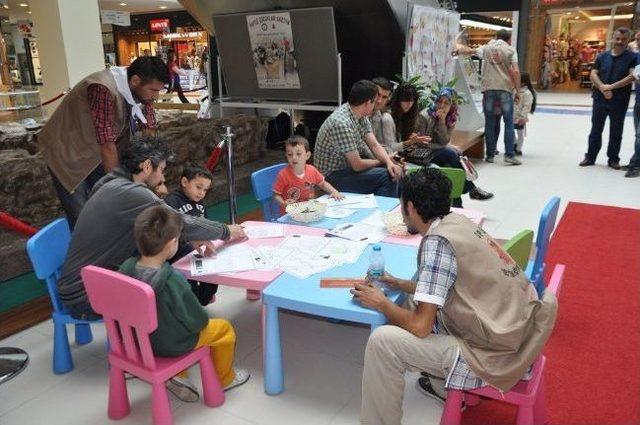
[30,0,105,115]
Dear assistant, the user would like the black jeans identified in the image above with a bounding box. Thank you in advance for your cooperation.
[326,167,399,198]
[431,147,475,194]
[586,99,629,162]
[49,165,106,230]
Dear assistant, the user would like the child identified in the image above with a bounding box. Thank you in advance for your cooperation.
[273,136,344,212]
[165,165,218,306]
[514,73,537,156]
[118,206,250,402]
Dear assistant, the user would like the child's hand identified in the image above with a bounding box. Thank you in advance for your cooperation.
[330,191,345,200]
[194,241,216,257]
[285,198,297,205]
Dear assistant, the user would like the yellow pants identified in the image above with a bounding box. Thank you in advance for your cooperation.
[179,319,236,387]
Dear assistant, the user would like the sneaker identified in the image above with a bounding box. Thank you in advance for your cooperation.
[625,167,640,178]
[504,155,522,165]
[416,378,466,411]
[514,149,523,156]
[579,157,595,166]
[167,376,199,402]
[608,159,621,170]
[469,187,494,201]
[485,156,495,163]
[224,368,251,391]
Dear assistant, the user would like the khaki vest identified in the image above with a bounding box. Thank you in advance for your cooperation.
[39,69,131,193]
[480,39,517,93]
[428,213,557,391]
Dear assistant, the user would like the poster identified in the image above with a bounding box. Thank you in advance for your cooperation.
[406,6,459,86]
[246,12,301,89]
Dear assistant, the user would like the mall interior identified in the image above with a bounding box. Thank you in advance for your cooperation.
[0,0,638,424]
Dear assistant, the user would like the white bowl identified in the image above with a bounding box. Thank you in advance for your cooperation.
[382,211,409,236]
[286,200,327,223]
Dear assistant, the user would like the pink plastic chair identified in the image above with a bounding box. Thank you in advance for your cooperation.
[81,265,225,425]
[440,264,565,425]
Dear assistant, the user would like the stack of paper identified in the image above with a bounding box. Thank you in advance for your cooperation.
[319,193,378,209]
[190,245,257,276]
[244,224,285,239]
[327,222,386,244]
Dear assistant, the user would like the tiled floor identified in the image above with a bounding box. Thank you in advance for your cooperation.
[1,91,639,425]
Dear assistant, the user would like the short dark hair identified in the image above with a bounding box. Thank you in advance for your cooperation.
[614,27,631,38]
[120,136,175,175]
[496,29,512,42]
[134,205,183,256]
[372,77,393,92]
[401,168,451,222]
[127,56,171,85]
[348,80,378,106]
[181,164,213,182]
[284,135,310,151]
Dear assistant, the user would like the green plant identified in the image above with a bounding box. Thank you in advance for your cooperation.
[393,74,430,110]
[393,75,467,111]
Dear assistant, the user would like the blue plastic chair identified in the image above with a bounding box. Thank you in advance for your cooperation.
[26,218,100,374]
[525,197,561,297]
[251,163,287,222]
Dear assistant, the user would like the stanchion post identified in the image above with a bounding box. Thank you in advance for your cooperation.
[223,125,237,224]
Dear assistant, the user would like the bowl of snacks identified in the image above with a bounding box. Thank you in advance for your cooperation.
[286,200,327,223]
[382,211,409,236]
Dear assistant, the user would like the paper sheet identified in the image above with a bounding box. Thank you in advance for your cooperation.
[327,222,386,244]
[324,207,357,219]
[320,193,378,209]
[244,224,285,239]
[190,245,256,276]
[317,238,367,264]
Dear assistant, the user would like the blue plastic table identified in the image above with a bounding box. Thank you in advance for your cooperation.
[276,194,400,230]
[261,241,418,395]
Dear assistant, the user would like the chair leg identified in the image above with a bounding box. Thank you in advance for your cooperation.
[151,382,173,425]
[246,289,261,301]
[199,354,225,407]
[464,393,481,406]
[74,323,93,346]
[440,390,464,425]
[107,365,130,420]
[533,376,549,425]
[53,320,73,374]
[516,406,535,425]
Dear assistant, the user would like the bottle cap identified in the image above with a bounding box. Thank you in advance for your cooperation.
[373,245,381,251]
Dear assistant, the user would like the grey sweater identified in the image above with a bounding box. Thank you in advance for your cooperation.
[58,168,230,306]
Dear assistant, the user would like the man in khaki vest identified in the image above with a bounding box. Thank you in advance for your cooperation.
[38,56,170,228]
[352,168,557,425]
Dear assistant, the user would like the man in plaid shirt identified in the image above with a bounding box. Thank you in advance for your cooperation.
[313,80,403,197]
[39,56,170,228]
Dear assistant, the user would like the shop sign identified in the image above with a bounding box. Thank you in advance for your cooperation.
[101,10,131,27]
[17,21,33,38]
[150,18,170,33]
[162,31,205,40]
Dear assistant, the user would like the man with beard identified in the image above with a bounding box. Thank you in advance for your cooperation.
[579,27,637,170]
[38,56,170,228]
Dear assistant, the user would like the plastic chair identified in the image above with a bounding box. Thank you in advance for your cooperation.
[251,163,287,222]
[503,230,535,271]
[26,218,99,374]
[438,167,466,200]
[525,197,561,297]
[440,264,565,425]
[81,265,224,425]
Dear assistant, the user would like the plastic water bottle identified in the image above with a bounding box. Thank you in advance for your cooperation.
[367,245,386,293]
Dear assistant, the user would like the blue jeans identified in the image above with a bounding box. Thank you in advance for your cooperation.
[326,167,399,198]
[586,99,628,162]
[483,90,515,157]
[630,102,640,167]
[49,165,106,229]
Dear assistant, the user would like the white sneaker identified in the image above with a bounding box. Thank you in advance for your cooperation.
[504,155,522,165]
[224,368,251,391]
[167,376,199,402]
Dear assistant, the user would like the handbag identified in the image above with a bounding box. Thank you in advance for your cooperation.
[459,155,478,181]
[399,146,436,166]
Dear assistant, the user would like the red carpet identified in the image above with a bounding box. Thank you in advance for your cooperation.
[462,202,640,425]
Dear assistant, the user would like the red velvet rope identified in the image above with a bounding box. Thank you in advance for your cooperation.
[0,212,38,236]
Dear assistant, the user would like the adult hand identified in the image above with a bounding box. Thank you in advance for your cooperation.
[387,161,404,181]
[350,281,388,311]
[603,90,613,100]
[378,273,402,291]
[228,224,247,241]
[514,91,522,104]
[600,84,613,93]
[435,108,447,121]
[411,134,432,145]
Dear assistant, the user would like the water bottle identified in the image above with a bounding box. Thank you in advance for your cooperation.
[367,245,386,293]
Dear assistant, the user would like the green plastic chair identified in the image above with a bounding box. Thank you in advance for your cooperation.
[502,229,535,270]
[407,166,465,201]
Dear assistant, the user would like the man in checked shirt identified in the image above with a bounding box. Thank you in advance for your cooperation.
[38,56,170,228]
[352,168,557,425]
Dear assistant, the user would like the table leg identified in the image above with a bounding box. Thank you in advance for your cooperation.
[264,303,284,395]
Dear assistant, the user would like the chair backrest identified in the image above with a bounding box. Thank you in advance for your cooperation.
[503,229,535,271]
[531,197,561,278]
[438,167,466,200]
[546,264,565,298]
[26,218,71,313]
[251,163,287,222]
[81,265,158,369]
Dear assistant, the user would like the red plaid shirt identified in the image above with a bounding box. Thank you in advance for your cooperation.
[87,84,157,146]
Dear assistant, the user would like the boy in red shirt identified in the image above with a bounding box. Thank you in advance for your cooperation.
[273,136,344,212]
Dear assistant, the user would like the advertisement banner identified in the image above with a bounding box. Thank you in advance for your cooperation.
[101,10,131,27]
[246,12,301,89]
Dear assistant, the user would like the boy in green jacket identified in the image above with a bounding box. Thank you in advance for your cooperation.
[119,205,250,402]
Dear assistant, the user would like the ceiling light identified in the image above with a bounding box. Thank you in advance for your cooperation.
[19,3,28,7]
[159,6,167,9]
[460,19,511,32]
[589,13,633,21]
[2,5,8,9]
[119,2,127,5]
